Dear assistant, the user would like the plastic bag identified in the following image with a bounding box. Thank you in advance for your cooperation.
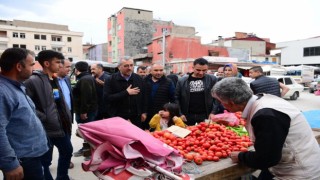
[211,110,239,126]
[315,90,320,96]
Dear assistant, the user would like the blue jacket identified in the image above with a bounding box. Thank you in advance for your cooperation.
[0,75,48,172]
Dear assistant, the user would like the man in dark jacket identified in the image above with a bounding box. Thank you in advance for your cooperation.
[104,58,146,129]
[249,66,289,97]
[72,61,98,158]
[24,50,73,180]
[73,61,98,123]
[91,63,110,120]
[144,64,175,130]
[175,58,217,126]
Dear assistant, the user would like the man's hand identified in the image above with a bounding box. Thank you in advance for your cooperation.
[141,113,147,122]
[80,113,88,120]
[180,115,187,122]
[95,78,104,86]
[126,85,140,95]
[208,113,215,121]
[5,166,24,180]
[229,151,240,163]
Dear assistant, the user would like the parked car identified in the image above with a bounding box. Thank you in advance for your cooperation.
[269,76,304,100]
[309,77,320,93]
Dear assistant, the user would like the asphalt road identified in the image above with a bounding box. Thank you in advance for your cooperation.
[286,89,320,111]
[2,90,319,179]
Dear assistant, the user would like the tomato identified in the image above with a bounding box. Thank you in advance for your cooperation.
[202,142,211,149]
[184,153,194,161]
[163,132,171,139]
[240,147,248,152]
[215,151,222,158]
[207,155,213,161]
[194,156,203,165]
[212,156,220,162]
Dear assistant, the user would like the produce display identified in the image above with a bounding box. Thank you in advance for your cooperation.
[150,112,252,165]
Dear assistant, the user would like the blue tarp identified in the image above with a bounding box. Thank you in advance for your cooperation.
[303,110,320,128]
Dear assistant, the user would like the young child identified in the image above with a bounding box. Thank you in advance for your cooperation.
[149,103,186,131]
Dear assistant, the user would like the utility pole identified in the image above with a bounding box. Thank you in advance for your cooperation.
[162,29,166,67]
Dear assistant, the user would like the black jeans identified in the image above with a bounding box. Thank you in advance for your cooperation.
[42,134,73,180]
[3,156,44,180]
[185,113,207,126]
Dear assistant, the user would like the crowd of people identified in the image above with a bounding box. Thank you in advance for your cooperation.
[1,47,320,180]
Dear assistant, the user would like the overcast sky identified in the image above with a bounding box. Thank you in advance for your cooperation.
[1,0,319,45]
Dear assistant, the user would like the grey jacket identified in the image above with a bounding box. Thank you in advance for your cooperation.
[24,71,72,137]
[175,73,217,117]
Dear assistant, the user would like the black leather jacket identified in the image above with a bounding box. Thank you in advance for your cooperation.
[175,73,217,117]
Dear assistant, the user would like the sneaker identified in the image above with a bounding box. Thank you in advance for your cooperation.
[73,148,84,157]
[84,156,91,161]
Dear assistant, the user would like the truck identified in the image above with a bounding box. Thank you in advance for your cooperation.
[284,65,315,86]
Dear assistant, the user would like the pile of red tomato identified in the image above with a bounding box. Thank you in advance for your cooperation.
[151,121,252,165]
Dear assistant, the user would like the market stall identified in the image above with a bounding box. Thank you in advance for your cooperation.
[76,116,320,180]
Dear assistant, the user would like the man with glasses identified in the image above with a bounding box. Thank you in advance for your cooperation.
[104,57,146,128]
[175,58,218,125]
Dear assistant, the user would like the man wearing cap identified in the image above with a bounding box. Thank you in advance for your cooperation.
[72,61,98,157]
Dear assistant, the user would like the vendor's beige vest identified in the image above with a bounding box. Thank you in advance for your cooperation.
[246,94,320,180]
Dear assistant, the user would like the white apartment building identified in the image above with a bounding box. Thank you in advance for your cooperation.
[0,19,83,60]
[276,36,320,66]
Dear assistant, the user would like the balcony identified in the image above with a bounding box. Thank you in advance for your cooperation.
[50,41,65,46]
[0,36,9,42]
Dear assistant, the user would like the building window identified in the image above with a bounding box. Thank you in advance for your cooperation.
[118,37,121,44]
[304,46,320,56]
[13,32,18,38]
[20,33,26,39]
[20,44,26,49]
[68,47,72,52]
[35,45,40,51]
[52,47,62,52]
[117,24,121,30]
[13,44,19,48]
[67,37,72,42]
[41,35,46,40]
[161,28,167,33]
[42,46,46,50]
[51,35,62,42]
[109,41,112,46]
[34,34,40,39]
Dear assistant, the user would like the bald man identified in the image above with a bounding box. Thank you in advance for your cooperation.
[143,63,175,130]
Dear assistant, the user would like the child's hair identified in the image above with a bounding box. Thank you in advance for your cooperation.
[163,103,180,127]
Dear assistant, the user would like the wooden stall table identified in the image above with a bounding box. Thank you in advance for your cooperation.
[76,129,320,180]
[193,130,320,180]
[193,158,254,180]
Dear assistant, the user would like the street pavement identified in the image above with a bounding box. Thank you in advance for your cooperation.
[1,90,319,179]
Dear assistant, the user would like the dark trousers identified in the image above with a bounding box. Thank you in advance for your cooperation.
[75,111,97,124]
[185,113,207,126]
[42,134,73,180]
[3,156,44,180]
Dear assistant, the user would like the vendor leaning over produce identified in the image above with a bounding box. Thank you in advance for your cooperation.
[211,77,320,180]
